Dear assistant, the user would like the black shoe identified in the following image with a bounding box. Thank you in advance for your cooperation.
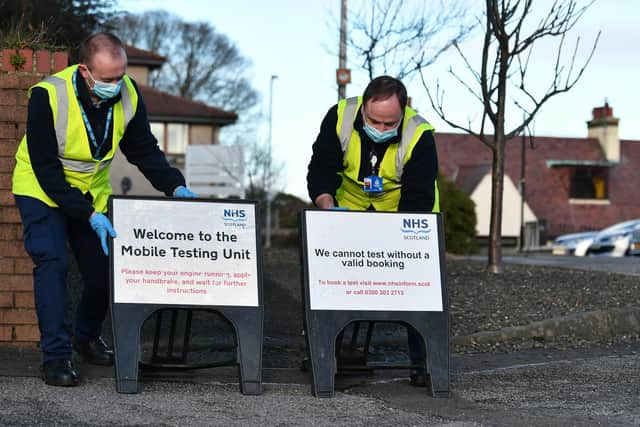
[41,359,79,387]
[409,369,429,387]
[300,357,311,372]
[73,336,114,366]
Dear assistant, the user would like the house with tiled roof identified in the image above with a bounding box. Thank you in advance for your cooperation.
[109,45,238,195]
[436,104,640,242]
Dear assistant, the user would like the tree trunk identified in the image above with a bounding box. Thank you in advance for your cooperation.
[487,142,505,273]
[487,19,510,274]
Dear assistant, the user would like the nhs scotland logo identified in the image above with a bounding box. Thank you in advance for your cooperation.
[400,217,431,240]
[223,209,247,221]
[223,208,248,228]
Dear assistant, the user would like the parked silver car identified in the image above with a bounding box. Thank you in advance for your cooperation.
[586,219,640,257]
[629,225,640,256]
[551,231,598,256]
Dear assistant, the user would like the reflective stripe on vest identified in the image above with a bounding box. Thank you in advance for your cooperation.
[396,113,430,180]
[41,76,70,157]
[338,97,359,153]
[59,157,112,172]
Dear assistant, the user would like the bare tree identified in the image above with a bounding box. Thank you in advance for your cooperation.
[423,0,599,272]
[111,11,284,199]
[110,10,178,87]
[349,0,474,80]
[111,11,257,112]
[160,21,257,112]
[244,133,285,201]
[223,107,285,199]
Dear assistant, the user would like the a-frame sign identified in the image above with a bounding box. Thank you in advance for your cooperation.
[109,196,263,395]
[300,210,449,397]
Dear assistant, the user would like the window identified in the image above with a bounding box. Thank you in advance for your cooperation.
[167,123,189,154]
[570,167,608,199]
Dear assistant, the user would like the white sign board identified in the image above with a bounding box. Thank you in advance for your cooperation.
[111,198,258,306]
[185,145,245,198]
[304,211,443,311]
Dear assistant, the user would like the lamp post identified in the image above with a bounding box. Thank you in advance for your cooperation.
[265,75,278,248]
[337,0,349,100]
[518,126,526,252]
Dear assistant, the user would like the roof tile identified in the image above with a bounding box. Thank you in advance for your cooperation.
[139,84,237,126]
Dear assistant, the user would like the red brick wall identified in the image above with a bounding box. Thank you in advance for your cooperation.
[0,48,68,344]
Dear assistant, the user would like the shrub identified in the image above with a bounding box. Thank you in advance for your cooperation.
[274,192,313,229]
[0,22,62,51]
[438,173,478,254]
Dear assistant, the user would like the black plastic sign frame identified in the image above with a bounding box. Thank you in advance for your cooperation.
[108,196,264,395]
[299,209,449,397]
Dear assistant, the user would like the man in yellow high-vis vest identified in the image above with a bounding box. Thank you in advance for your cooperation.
[307,76,439,387]
[12,33,196,387]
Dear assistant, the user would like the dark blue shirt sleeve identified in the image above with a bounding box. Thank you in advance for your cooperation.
[118,80,185,196]
[25,88,95,220]
[306,105,343,204]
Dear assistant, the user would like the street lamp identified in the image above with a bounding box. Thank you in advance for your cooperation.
[265,75,278,248]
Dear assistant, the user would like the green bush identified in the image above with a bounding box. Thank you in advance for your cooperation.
[274,192,313,229]
[438,174,478,254]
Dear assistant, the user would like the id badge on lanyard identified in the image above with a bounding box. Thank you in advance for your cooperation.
[364,151,383,193]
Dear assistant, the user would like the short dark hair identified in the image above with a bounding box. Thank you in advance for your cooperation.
[362,76,408,110]
[79,32,126,67]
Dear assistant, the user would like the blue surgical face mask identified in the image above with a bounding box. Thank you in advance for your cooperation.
[362,113,401,143]
[87,69,123,100]
[363,123,398,143]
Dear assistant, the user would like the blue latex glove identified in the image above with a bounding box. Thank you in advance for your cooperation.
[173,185,197,198]
[89,212,117,256]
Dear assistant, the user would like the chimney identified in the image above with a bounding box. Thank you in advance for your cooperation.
[587,102,620,162]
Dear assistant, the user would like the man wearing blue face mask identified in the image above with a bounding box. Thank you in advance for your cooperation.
[307,75,439,387]
[308,76,438,212]
[12,32,196,387]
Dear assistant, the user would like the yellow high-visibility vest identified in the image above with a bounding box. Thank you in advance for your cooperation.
[335,96,439,212]
[13,65,138,213]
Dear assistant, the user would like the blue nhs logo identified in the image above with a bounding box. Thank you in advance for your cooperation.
[401,218,431,235]
[223,209,247,222]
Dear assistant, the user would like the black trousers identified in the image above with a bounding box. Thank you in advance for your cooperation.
[15,195,109,362]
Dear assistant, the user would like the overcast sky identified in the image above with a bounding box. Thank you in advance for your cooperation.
[117,0,640,199]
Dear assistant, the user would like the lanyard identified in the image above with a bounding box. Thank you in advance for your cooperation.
[72,70,113,160]
[369,149,379,175]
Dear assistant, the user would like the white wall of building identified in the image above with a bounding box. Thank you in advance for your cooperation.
[471,174,537,237]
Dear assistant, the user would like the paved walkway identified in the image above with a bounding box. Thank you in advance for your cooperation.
[0,344,638,426]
